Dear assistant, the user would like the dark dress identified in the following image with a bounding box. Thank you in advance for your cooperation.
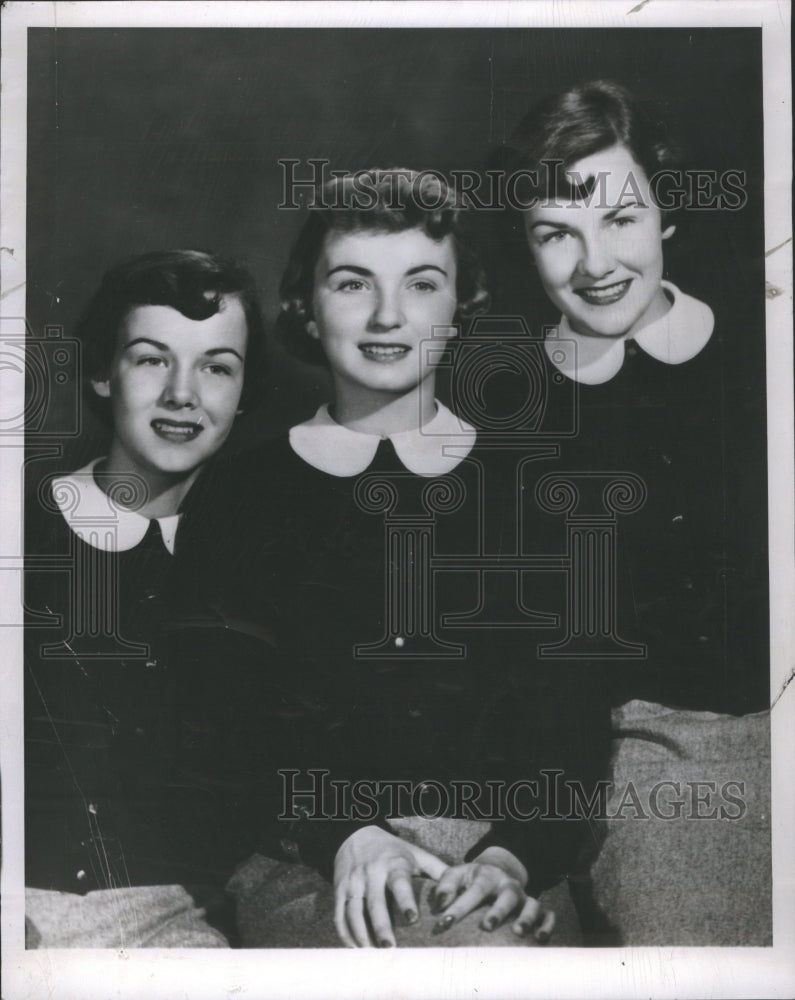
[466,282,769,715]
[176,415,613,898]
[23,466,265,909]
[549,314,767,714]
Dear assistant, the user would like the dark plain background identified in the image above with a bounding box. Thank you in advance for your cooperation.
[26,27,765,487]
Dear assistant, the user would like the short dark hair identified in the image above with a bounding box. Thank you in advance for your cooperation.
[492,81,685,261]
[78,249,267,419]
[506,79,683,204]
[276,169,490,366]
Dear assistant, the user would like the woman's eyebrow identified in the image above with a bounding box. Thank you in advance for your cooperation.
[326,264,372,277]
[204,347,245,361]
[604,201,644,219]
[123,338,243,363]
[326,264,449,277]
[528,219,569,231]
[405,265,448,277]
[123,337,169,351]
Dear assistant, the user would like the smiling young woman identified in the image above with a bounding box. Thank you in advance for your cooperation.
[24,250,268,947]
[305,226,458,431]
[499,81,768,716]
[177,169,612,949]
[524,143,676,344]
[90,300,248,507]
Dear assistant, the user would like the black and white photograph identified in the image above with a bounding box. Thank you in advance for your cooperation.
[1,2,793,998]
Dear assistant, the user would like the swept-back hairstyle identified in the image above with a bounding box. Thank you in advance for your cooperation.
[78,249,267,420]
[509,80,682,193]
[495,80,685,253]
[277,168,490,366]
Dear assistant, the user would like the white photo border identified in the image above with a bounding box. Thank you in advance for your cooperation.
[1,2,792,998]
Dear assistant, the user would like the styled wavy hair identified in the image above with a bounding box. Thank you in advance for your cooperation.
[276,168,490,366]
[495,80,685,250]
[77,249,267,420]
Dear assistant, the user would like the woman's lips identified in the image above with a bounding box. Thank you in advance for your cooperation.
[151,418,204,443]
[358,343,410,362]
[574,279,632,306]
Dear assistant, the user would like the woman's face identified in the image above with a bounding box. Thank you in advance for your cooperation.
[307,227,458,400]
[524,144,674,339]
[92,298,247,481]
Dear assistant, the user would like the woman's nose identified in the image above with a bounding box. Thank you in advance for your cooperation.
[161,367,198,408]
[370,289,405,330]
[576,234,616,280]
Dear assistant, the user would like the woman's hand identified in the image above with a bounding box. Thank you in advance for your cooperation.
[431,846,555,942]
[333,826,448,948]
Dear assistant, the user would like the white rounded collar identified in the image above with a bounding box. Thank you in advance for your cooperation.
[545,281,715,386]
[51,458,180,553]
[288,400,477,477]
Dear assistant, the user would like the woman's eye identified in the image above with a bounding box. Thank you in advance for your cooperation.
[135,356,166,367]
[204,363,233,376]
[410,280,437,292]
[538,230,568,246]
[337,278,366,292]
[611,215,636,228]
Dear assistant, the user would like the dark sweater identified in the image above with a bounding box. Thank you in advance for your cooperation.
[24,481,262,896]
[176,431,613,896]
[535,326,769,715]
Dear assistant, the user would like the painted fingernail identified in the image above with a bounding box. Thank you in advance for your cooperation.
[433,893,449,912]
[432,915,455,934]
[404,909,418,924]
[536,930,550,944]
[483,917,496,931]
[379,939,393,948]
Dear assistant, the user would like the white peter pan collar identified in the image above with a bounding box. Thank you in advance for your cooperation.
[289,400,477,477]
[52,458,180,554]
[545,281,715,386]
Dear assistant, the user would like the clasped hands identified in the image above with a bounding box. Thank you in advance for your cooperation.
[333,826,555,948]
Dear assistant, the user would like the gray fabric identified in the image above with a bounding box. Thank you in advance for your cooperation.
[227,818,584,948]
[590,701,772,946]
[227,704,772,948]
[25,885,230,948]
[228,857,582,948]
[25,702,771,949]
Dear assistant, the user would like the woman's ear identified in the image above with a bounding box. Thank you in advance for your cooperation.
[90,378,111,399]
[662,224,676,241]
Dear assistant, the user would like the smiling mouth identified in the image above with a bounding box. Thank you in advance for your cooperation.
[151,418,204,443]
[574,279,632,306]
[358,343,411,362]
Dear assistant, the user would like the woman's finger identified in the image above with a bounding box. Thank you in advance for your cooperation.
[511,895,541,937]
[431,865,469,913]
[433,871,496,933]
[386,867,419,925]
[336,868,371,948]
[366,881,396,948]
[480,884,523,931]
[533,907,556,944]
[345,892,372,948]
[334,887,357,948]
[406,841,449,881]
